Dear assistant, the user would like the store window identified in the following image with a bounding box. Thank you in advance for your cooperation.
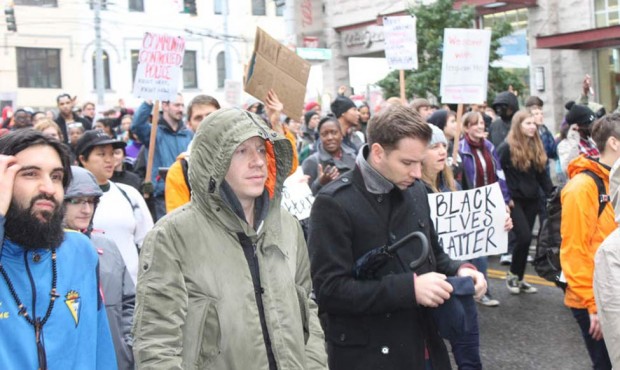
[14,0,57,6]
[252,0,266,16]
[92,50,111,90]
[17,48,61,88]
[217,51,226,88]
[597,48,620,112]
[129,0,144,12]
[481,8,528,31]
[184,50,198,89]
[595,0,620,27]
[89,0,108,10]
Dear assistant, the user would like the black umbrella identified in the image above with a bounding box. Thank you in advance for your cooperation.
[353,231,430,280]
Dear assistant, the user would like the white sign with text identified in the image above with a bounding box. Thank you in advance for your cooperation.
[383,16,418,70]
[133,32,185,101]
[428,183,507,260]
[439,28,491,104]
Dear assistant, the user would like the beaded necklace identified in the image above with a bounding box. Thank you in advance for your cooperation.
[0,247,58,370]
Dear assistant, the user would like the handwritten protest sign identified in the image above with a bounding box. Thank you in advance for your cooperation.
[439,28,491,104]
[383,16,418,70]
[133,32,185,101]
[428,183,507,260]
[281,168,314,220]
[245,28,311,119]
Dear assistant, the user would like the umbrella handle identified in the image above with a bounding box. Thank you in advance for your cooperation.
[385,231,430,271]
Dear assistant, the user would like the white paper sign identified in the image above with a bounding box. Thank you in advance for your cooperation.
[439,28,491,104]
[282,168,315,220]
[133,32,185,101]
[383,16,418,70]
[427,183,507,260]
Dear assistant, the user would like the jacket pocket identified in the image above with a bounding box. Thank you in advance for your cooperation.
[325,315,368,347]
[295,285,310,344]
[188,297,221,369]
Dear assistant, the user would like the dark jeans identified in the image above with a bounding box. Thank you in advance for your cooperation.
[510,198,539,279]
[449,308,481,370]
[571,308,612,370]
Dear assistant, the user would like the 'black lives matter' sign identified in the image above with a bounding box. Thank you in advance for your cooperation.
[428,183,508,260]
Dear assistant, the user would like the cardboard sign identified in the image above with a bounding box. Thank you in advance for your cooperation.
[281,168,314,220]
[383,16,418,70]
[245,28,311,119]
[439,28,491,104]
[428,183,507,260]
[133,32,185,101]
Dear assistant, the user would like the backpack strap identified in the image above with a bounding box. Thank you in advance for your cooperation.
[113,182,138,211]
[581,170,609,217]
[181,158,191,194]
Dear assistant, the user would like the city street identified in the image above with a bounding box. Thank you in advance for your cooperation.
[474,257,590,370]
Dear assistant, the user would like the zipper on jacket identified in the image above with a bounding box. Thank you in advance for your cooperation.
[237,233,277,370]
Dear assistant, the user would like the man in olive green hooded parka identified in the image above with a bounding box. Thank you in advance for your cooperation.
[132,108,327,369]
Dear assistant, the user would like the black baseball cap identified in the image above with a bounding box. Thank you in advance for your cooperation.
[75,129,126,158]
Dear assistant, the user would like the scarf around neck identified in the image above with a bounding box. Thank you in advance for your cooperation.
[465,134,497,187]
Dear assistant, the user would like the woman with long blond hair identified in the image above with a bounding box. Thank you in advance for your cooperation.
[497,110,554,295]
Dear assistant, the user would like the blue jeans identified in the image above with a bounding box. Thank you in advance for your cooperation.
[571,308,612,370]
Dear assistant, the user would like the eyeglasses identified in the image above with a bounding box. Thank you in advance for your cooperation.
[66,198,99,207]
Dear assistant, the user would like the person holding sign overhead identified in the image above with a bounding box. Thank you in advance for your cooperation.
[497,110,553,295]
[131,94,193,221]
[458,111,512,307]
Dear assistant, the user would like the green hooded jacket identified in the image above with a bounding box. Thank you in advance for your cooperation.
[132,108,327,369]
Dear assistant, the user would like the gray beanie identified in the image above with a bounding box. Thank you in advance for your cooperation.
[65,166,103,199]
[429,124,447,147]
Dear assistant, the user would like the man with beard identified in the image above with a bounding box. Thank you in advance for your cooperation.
[0,130,116,369]
[131,94,193,220]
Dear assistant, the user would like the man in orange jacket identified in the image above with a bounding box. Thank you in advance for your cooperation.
[560,113,620,370]
[165,91,298,213]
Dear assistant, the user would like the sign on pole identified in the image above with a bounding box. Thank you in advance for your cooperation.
[427,183,508,261]
[133,32,185,101]
[439,28,491,104]
[383,16,418,70]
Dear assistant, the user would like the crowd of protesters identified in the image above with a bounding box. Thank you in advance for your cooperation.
[2,73,620,369]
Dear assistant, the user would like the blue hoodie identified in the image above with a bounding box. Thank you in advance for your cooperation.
[131,102,193,198]
[0,218,116,369]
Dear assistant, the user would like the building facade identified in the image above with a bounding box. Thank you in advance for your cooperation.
[287,0,620,132]
[1,0,286,111]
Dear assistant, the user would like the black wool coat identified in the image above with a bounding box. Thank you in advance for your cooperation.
[308,167,463,370]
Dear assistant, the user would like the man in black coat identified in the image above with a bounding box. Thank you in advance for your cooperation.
[308,104,486,370]
[55,93,92,144]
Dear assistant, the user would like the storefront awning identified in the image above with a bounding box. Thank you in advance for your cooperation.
[453,0,537,15]
[536,25,620,49]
